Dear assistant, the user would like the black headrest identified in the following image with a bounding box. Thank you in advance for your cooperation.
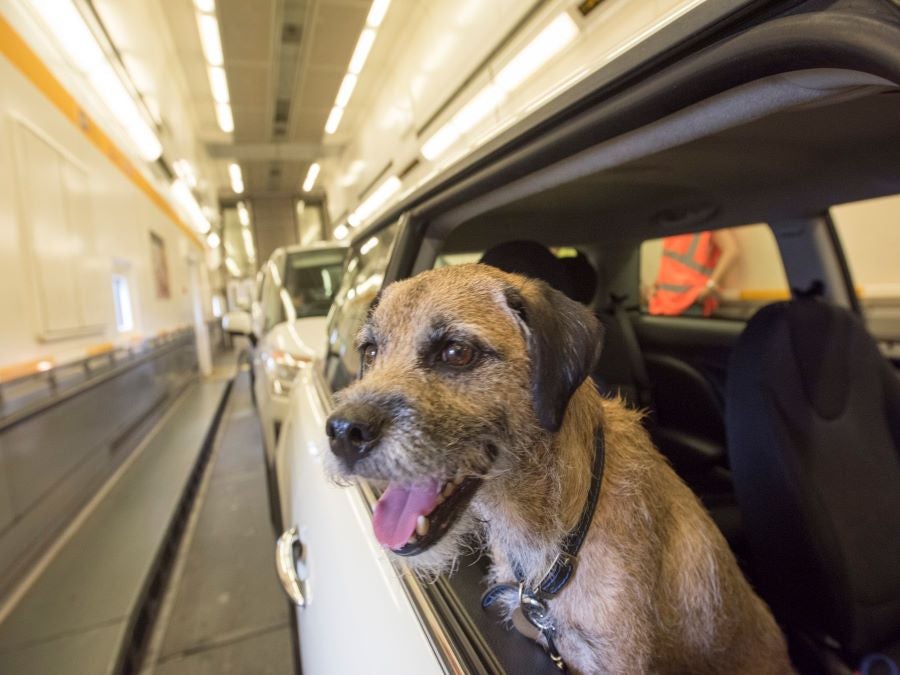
[561,252,597,305]
[479,240,576,300]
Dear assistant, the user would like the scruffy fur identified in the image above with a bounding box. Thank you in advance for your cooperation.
[328,264,792,674]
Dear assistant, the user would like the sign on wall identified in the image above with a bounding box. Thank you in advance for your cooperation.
[149,231,171,299]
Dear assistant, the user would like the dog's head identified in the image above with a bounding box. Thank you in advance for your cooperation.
[325,263,603,571]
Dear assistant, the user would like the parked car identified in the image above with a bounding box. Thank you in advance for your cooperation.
[273,2,900,673]
[223,243,346,487]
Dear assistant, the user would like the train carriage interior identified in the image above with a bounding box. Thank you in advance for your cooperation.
[0,0,898,674]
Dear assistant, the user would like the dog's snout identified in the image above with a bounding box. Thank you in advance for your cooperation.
[326,404,384,468]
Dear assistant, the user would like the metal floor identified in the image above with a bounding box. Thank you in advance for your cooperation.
[138,368,297,675]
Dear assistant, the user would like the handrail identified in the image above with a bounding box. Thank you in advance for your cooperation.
[0,328,196,432]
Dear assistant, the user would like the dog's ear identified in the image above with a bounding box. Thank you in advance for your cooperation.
[505,282,604,432]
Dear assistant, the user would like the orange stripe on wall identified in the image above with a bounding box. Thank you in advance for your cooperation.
[0,15,202,249]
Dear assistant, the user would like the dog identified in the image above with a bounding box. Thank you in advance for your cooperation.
[325,263,792,674]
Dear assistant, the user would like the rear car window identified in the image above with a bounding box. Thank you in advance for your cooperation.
[283,248,346,318]
[640,223,789,320]
[830,194,900,348]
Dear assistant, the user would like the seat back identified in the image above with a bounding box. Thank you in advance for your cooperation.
[726,298,900,658]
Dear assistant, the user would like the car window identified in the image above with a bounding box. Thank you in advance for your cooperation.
[325,222,400,392]
[639,223,789,320]
[830,194,900,350]
[283,248,346,318]
[260,261,288,333]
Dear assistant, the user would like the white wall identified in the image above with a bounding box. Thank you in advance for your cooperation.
[0,53,206,366]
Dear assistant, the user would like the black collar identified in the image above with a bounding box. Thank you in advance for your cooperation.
[482,424,606,601]
[481,426,606,671]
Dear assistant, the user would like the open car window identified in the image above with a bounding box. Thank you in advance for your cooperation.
[640,223,789,320]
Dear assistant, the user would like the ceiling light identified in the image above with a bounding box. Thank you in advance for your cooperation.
[335,73,357,109]
[324,106,344,135]
[29,0,161,161]
[171,179,211,233]
[353,175,401,223]
[173,159,198,188]
[194,0,215,12]
[89,63,162,161]
[348,28,376,74]
[421,124,460,162]
[225,257,241,276]
[494,13,579,93]
[347,213,361,227]
[237,200,250,226]
[29,0,104,72]
[242,228,256,261]
[452,84,503,134]
[207,232,221,248]
[229,163,244,193]
[333,223,349,240]
[366,0,391,27]
[208,65,229,103]
[302,163,320,192]
[215,102,234,133]
[197,13,224,66]
[360,237,378,255]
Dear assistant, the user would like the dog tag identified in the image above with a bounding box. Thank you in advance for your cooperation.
[511,606,543,642]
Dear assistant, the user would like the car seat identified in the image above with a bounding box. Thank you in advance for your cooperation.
[726,297,900,671]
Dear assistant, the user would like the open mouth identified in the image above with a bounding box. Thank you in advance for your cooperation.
[372,472,483,556]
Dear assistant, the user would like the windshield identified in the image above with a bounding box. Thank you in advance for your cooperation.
[283,248,346,318]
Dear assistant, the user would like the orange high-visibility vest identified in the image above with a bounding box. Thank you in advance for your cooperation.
[649,232,720,316]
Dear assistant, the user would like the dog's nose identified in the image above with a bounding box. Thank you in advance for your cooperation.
[325,405,383,468]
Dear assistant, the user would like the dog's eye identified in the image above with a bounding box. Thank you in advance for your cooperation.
[361,343,378,369]
[441,341,476,368]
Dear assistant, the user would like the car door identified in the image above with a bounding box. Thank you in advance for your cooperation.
[273,222,445,675]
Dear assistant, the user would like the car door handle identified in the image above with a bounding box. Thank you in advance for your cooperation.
[276,526,307,607]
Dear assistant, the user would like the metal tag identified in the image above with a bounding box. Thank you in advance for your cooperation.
[511,606,543,641]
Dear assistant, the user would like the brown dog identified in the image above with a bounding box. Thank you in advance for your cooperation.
[325,263,792,674]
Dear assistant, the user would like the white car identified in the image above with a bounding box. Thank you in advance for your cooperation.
[224,243,346,485]
[272,2,900,673]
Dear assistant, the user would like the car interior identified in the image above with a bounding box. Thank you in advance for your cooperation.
[363,63,900,675]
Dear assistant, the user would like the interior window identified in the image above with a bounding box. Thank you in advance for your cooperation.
[639,224,789,320]
[830,194,900,350]
[326,223,399,392]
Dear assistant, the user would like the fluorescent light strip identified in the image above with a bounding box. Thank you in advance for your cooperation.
[348,28,376,74]
[353,175,401,224]
[366,0,391,28]
[216,102,234,133]
[242,228,256,261]
[208,65,230,103]
[229,163,244,193]
[194,0,215,12]
[29,0,162,161]
[302,163,321,192]
[171,179,211,233]
[333,223,349,240]
[225,257,241,276]
[197,13,224,66]
[420,11,579,163]
[207,231,221,248]
[494,13,578,92]
[324,106,344,135]
[335,74,357,108]
[237,200,250,226]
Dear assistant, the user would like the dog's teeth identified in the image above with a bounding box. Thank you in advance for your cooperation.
[443,483,455,497]
[416,515,429,536]
[436,494,445,505]
[407,535,415,544]
[453,474,465,485]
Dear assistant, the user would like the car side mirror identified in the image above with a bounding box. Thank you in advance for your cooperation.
[222,310,252,336]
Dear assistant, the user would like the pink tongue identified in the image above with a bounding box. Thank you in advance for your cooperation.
[373,479,441,550]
